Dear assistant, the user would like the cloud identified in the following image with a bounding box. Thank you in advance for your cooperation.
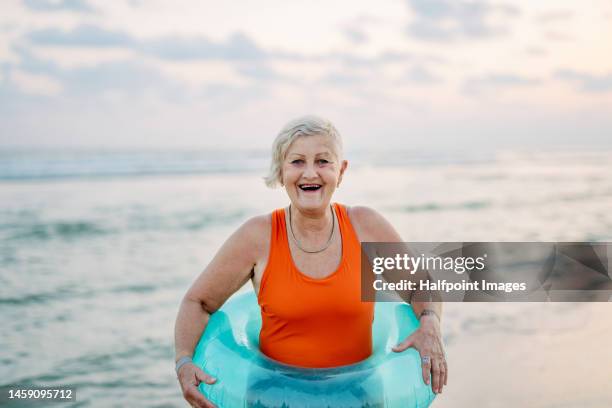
[343,26,368,45]
[7,40,279,110]
[555,69,612,93]
[525,46,547,57]
[341,14,385,45]
[405,0,520,41]
[544,31,572,42]
[7,47,180,98]
[536,10,573,23]
[27,25,133,47]
[235,62,279,81]
[463,73,540,94]
[10,69,62,95]
[22,0,94,13]
[15,22,455,106]
[322,71,364,86]
[141,32,264,61]
[61,61,177,95]
[405,65,442,84]
[23,24,447,75]
[26,25,265,61]
[29,47,137,69]
[12,46,61,77]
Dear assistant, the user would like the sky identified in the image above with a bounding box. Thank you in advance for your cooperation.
[1,0,611,151]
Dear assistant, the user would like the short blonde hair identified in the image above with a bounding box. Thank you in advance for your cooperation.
[264,115,343,188]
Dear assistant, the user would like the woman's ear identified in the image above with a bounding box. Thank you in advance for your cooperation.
[337,160,348,187]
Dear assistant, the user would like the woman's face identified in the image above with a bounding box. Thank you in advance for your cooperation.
[281,134,347,213]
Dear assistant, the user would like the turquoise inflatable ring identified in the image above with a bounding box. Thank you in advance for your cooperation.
[192,292,435,407]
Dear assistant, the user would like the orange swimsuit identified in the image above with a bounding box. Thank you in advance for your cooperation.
[257,203,374,368]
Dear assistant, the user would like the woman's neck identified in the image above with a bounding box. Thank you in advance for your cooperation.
[289,204,333,235]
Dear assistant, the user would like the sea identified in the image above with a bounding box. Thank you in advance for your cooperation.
[1,148,611,407]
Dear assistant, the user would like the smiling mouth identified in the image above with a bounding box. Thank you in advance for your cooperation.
[299,184,322,191]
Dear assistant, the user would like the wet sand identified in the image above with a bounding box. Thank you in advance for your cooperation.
[435,302,612,407]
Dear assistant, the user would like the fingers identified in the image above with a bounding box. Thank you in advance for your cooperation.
[195,367,217,385]
[401,325,448,394]
[421,355,447,394]
[178,364,217,408]
[418,347,445,393]
[438,338,447,390]
[443,359,448,386]
[392,334,414,352]
[420,354,431,386]
[432,359,442,394]
[184,384,217,408]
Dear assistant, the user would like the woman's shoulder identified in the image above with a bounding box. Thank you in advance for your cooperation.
[345,205,385,235]
[237,213,272,242]
[345,205,402,242]
[230,212,273,257]
[345,205,379,221]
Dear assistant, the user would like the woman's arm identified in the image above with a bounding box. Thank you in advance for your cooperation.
[349,206,447,395]
[174,215,269,407]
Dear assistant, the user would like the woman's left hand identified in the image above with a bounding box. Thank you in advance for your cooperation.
[392,315,447,394]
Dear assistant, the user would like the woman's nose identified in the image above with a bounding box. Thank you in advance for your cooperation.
[303,163,318,178]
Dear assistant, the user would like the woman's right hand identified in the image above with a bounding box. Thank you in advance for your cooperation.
[177,363,217,408]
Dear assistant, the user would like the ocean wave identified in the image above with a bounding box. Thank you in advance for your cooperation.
[3,221,111,241]
[2,339,171,387]
[0,285,90,306]
[1,209,247,242]
[0,282,168,307]
[393,201,491,213]
[391,188,612,214]
[0,149,269,181]
[109,284,157,294]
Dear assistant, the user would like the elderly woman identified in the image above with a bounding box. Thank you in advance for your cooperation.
[174,115,447,408]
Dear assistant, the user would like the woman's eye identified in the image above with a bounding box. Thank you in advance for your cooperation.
[291,159,304,164]
[317,159,329,164]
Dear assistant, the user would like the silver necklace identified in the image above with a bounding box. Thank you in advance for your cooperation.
[288,204,335,254]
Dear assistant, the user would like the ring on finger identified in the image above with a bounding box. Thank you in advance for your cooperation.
[421,355,431,364]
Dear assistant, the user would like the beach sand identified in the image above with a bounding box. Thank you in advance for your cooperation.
[435,302,612,407]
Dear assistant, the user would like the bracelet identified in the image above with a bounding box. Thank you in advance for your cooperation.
[419,309,440,322]
[175,356,193,375]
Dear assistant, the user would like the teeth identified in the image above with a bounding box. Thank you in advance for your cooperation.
[300,184,321,190]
